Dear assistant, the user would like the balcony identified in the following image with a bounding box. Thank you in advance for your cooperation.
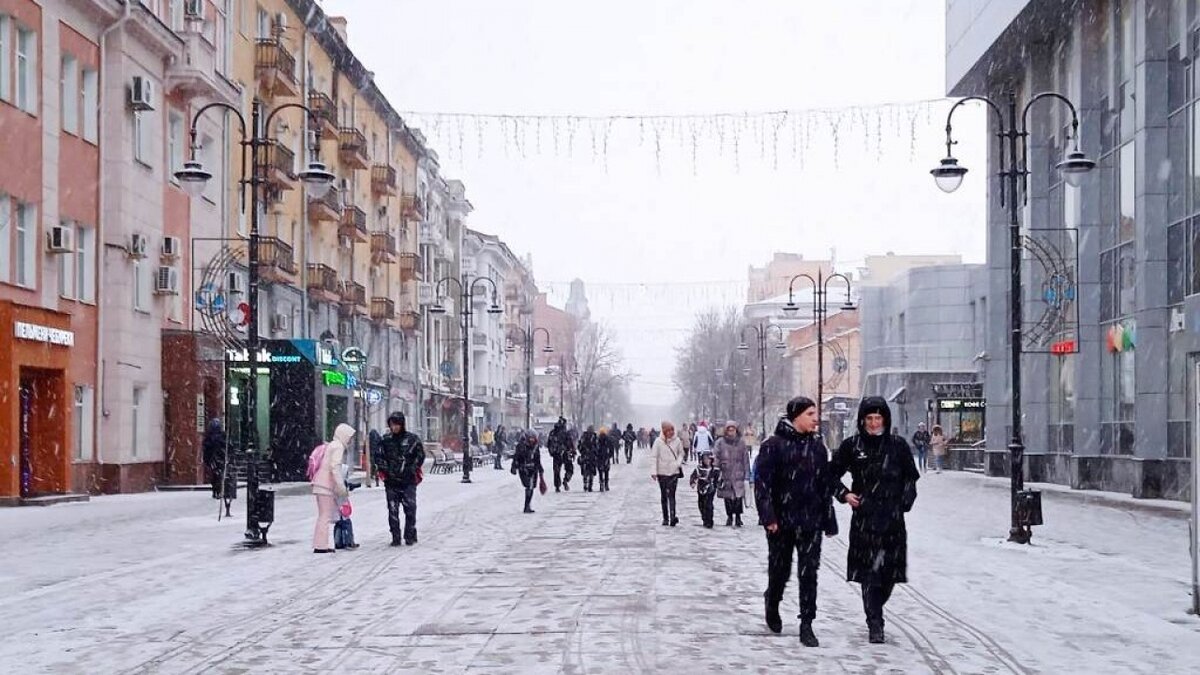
[398,308,420,331]
[166,30,239,107]
[371,164,398,196]
[307,90,338,139]
[339,280,367,316]
[306,263,339,303]
[338,127,369,170]
[263,140,296,190]
[371,231,397,263]
[339,204,368,243]
[255,237,297,284]
[399,252,423,282]
[308,186,341,224]
[254,38,298,98]
[370,297,395,322]
[401,193,425,221]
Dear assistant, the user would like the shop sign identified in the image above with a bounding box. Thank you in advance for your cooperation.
[15,321,74,347]
[939,399,986,410]
[1050,339,1077,355]
[226,347,302,364]
[322,369,359,389]
[316,343,337,366]
[341,346,368,366]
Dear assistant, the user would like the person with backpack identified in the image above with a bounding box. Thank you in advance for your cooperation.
[596,427,615,492]
[578,425,599,492]
[547,417,572,492]
[511,430,545,513]
[377,412,426,547]
[310,423,355,554]
[622,424,637,463]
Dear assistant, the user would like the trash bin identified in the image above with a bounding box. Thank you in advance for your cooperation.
[255,486,276,543]
[1015,489,1043,527]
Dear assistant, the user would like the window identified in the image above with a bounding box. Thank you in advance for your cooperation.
[1118,143,1136,242]
[0,15,11,102]
[81,69,98,142]
[197,133,216,202]
[133,112,149,165]
[61,55,78,134]
[170,0,185,32]
[131,386,144,458]
[16,26,36,114]
[58,221,75,299]
[76,226,95,303]
[168,111,184,181]
[257,6,270,38]
[74,385,95,461]
[0,194,9,283]
[133,259,148,311]
[15,201,36,288]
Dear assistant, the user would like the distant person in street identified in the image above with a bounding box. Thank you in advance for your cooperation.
[714,420,749,527]
[930,425,948,473]
[548,418,573,492]
[596,427,614,492]
[689,452,722,528]
[311,423,354,554]
[649,427,660,447]
[679,423,694,463]
[579,425,599,492]
[754,397,837,647]
[652,421,685,526]
[493,425,507,469]
[637,427,649,449]
[377,412,426,546]
[693,421,714,457]
[202,418,235,517]
[623,424,637,463]
[911,423,931,473]
[482,425,495,467]
[829,396,920,645]
[610,423,622,465]
[511,430,546,513]
[367,429,383,487]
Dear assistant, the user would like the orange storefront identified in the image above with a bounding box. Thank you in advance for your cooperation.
[0,301,74,504]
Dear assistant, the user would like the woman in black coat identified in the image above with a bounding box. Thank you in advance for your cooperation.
[829,396,919,645]
[201,418,235,516]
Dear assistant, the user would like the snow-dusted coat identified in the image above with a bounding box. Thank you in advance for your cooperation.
[652,435,684,477]
[714,436,749,500]
[312,423,354,498]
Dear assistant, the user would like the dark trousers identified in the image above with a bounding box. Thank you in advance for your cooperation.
[861,583,895,630]
[385,482,418,543]
[765,527,823,622]
[697,491,715,526]
[723,497,744,516]
[519,469,538,510]
[552,455,567,490]
[598,465,610,491]
[657,475,678,523]
[624,441,633,463]
[493,446,503,469]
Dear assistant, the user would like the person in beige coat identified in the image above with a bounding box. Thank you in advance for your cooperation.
[652,421,685,526]
[312,423,354,553]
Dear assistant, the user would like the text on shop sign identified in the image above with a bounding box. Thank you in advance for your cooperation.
[14,322,75,347]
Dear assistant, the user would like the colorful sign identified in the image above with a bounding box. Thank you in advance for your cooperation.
[1106,322,1136,353]
[1050,339,1077,355]
[14,321,74,347]
[322,369,359,389]
[226,347,302,364]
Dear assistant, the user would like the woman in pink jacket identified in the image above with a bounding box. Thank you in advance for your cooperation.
[312,423,355,553]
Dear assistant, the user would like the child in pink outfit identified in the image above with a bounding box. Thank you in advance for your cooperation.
[312,423,354,553]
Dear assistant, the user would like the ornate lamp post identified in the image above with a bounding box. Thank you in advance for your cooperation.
[428,275,503,483]
[506,325,554,429]
[738,323,786,436]
[782,271,856,431]
[175,100,334,546]
[931,91,1094,543]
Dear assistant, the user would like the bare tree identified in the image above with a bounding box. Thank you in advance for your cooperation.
[571,322,631,426]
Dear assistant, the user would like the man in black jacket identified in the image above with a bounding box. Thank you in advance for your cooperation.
[511,430,545,513]
[622,424,637,463]
[754,396,838,648]
[548,418,572,492]
[377,412,426,546]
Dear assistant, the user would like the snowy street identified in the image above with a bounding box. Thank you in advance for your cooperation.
[2,452,1198,674]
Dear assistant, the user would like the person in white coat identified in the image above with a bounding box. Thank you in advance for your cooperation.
[312,423,354,553]
[652,421,685,527]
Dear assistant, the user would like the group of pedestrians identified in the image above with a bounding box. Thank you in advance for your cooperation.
[910,422,949,473]
[649,419,751,529]
[755,395,919,647]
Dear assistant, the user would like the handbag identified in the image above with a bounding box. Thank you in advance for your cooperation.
[339,499,353,518]
[538,474,548,495]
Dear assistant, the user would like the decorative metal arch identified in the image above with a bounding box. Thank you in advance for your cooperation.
[1022,228,1079,352]
[192,240,247,351]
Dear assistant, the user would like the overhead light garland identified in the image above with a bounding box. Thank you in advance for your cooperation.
[400,98,972,173]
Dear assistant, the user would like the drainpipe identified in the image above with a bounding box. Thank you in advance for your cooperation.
[300,28,310,338]
[94,0,133,471]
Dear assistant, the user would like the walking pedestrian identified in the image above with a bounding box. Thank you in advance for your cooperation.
[201,418,235,517]
[754,397,837,647]
[689,452,721,528]
[679,423,694,463]
[930,425,948,473]
[649,427,660,447]
[714,420,749,527]
[829,396,920,645]
[596,427,614,492]
[637,427,649,449]
[548,418,572,492]
[609,423,622,466]
[311,423,354,554]
[511,430,546,513]
[579,425,599,492]
[693,421,714,457]
[652,421,684,526]
[376,412,425,546]
[482,425,495,467]
[622,424,637,463]
[911,423,931,473]
[493,424,507,470]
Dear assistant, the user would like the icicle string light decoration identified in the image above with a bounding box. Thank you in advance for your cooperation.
[398,98,964,173]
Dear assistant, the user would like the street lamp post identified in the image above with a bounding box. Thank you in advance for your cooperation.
[429,275,503,483]
[931,91,1095,544]
[783,271,856,430]
[506,325,554,429]
[738,323,786,436]
[175,100,334,546]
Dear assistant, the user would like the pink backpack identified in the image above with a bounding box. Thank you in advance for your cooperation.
[306,443,328,481]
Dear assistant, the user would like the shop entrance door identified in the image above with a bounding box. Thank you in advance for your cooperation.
[18,369,66,497]
[325,394,349,442]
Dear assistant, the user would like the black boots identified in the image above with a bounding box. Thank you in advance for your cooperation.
[726,515,733,527]
[735,514,743,528]
[799,622,819,647]
[390,533,403,547]
[764,595,782,634]
[523,488,535,513]
[868,626,885,644]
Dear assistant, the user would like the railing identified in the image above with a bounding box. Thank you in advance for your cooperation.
[370,297,395,321]
[255,237,296,276]
[306,263,338,294]
[307,90,337,131]
[398,309,420,330]
[371,231,397,258]
[401,193,426,220]
[339,204,368,240]
[308,185,341,220]
[265,140,295,180]
[340,281,367,308]
[338,127,368,166]
[399,252,422,281]
[371,164,397,194]
[254,38,297,87]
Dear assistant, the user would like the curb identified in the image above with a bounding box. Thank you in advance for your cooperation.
[963,472,1189,521]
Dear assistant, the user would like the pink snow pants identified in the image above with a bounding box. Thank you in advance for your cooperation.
[313,494,337,549]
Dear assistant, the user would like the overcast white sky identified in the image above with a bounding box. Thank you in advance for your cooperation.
[333,0,987,405]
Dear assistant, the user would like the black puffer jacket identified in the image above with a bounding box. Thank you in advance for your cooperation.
[753,418,837,534]
[377,416,426,485]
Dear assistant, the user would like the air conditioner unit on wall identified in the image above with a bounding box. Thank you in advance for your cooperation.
[184,0,205,21]
[154,266,180,295]
[161,236,181,260]
[1169,306,1186,333]
[129,76,154,112]
[46,225,73,254]
[227,272,244,295]
[129,233,149,258]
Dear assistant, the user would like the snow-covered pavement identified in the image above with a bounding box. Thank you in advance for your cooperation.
[2,453,1198,674]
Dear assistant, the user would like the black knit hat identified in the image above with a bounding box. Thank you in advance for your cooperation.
[785,396,817,421]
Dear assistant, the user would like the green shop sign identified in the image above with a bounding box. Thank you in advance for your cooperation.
[322,369,358,389]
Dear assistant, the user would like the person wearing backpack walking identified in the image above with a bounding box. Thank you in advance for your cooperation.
[377,412,426,546]
[310,423,355,553]
[511,430,545,513]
